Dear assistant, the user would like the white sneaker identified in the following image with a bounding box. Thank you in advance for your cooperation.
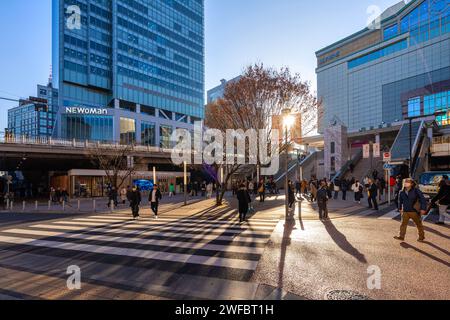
[154,215,158,219]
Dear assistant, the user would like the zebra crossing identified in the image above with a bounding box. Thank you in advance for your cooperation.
[0,212,280,282]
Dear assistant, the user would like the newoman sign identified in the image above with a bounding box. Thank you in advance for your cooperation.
[65,107,108,115]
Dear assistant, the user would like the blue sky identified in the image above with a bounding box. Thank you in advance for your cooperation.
[0,0,397,130]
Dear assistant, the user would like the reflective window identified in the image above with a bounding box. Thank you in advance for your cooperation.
[160,125,173,149]
[141,121,156,146]
[408,97,421,117]
[383,24,398,40]
[62,115,113,142]
[120,117,136,145]
[348,40,407,69]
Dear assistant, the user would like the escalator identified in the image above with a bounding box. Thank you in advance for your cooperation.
[274,151,321,187]
[390,120,427,177]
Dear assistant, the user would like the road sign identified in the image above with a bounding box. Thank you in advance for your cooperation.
[384,163,395,170]
[383,152,391,162]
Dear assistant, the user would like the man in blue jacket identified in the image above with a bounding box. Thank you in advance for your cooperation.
[394,178,428,242]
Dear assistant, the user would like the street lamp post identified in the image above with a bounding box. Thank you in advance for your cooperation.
[184,161,187,206]
[282,108,295,219]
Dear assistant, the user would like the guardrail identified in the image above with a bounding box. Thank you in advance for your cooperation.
[0,134,171,153]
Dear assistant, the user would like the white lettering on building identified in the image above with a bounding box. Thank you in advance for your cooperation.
[65,107,108,115]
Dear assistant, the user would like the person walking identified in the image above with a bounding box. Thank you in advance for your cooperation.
[295,180,301,196]
[129,186,141,220]
[201,181,207,197]
[120,187,127,205]
[351,180,363,204]
[431,175,450,225]
[248,181,254,196]
[367,179,379,211]
[168,183,175,198]
[341,179,348,201]
[288,180,296,208]
[333,179,340,200]
[0,192,5,210]
[236,183,251,223]
[258,180,266,203]
[394,178,427,242]
[317,181,329,220]
[309,178,318,203]
[149,184,163,219]
[206,182,213,199]
[394,176,403,211]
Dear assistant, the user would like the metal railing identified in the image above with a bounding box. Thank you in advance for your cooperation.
[331,149,363,183]
[0,133,170,153]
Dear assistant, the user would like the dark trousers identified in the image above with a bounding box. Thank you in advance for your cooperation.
[334,191,339,200]
[368,196,379,210]
[239,211,247,222]
[131,205,140,218]
[151,202,159,216]
[259,193,265,202]
[342,190,347,201]
[318,202,328,219]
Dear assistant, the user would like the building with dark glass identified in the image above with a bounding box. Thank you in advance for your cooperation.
[7,81,58,139]
[52,0,205,146]
[316,0,449,132]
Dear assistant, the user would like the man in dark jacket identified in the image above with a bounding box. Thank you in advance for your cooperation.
[237,184,251,223]
[394,178,428,242]
[129,186,141,220]
[317,181,329,220]
[367,179,379,211]
[431,175,450,225]
[288,181,296,208]
[149,184,163,219]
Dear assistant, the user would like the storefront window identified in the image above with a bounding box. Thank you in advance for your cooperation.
[120,117,136,145]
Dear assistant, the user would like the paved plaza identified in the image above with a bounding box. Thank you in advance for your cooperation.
[0,193,448,300]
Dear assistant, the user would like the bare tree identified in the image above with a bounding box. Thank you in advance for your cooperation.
[206,64,321,205]
[87,144,135,190]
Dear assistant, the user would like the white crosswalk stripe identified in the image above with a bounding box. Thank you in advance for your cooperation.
[0,213,279,276]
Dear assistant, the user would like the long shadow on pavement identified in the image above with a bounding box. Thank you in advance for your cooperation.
[322,219,367,264]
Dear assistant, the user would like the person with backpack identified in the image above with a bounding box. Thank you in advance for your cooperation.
[237,183,252,223]
[394,178,428,242]
[317,181,329,220]
[431,175,450,225]
[149,184,163,219]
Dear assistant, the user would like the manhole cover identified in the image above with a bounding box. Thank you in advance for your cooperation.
[326,290,371,301]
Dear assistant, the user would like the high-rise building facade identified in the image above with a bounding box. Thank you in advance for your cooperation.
[52,0,205,147]
[7,82,58,139]
[207,76,241,104]
[316,0,450,133]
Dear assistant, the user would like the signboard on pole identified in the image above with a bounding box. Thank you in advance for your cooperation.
[363,144,370,159]
[383,152,391,162]
[373,143,381,158]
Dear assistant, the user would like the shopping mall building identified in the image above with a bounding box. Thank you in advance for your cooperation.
[316,0,449,133]
[52,0,205,148]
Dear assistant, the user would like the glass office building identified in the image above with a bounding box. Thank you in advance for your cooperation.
[316,0,450,132]
[7,82,59,139]
[53,0,205,144]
